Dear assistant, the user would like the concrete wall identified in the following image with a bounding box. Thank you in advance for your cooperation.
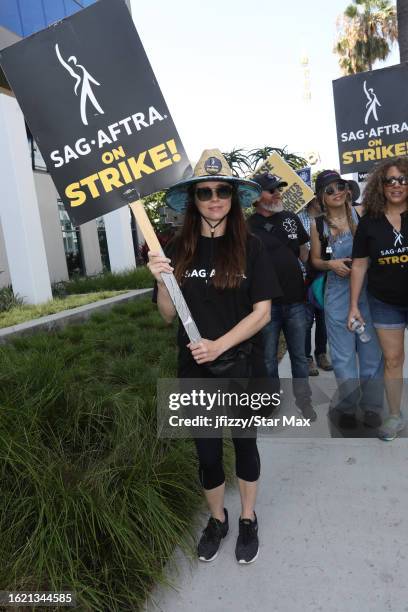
[0,92,52,303]
[79,221,103,276]
[34,172,69,283]
[0,219,11,287]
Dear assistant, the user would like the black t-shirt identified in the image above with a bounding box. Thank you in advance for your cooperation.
[248,213,306,304]
[261,210,309,257]
[352,212,408,306]
[154,234,282,374]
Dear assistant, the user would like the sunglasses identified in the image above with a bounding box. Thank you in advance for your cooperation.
[268,187,283,194]
[195,185,233,201]
[324,182,347,196]
[383,176,408,186]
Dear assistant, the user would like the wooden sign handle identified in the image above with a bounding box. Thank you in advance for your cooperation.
[129,199,201,343]
[129,200,163,254]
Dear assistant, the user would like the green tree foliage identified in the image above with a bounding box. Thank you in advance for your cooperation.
[222,147,253,177]
[334,0,398,74]
[223,146,308,177]
[141,190,166,231]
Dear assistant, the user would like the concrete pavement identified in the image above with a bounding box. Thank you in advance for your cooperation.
[145,336,408,612]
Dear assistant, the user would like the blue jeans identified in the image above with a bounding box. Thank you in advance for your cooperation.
[305,302,327,359]
[325,275,384,414]
[262,303,311,410]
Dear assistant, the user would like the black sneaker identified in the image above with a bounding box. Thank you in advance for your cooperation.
[197,509,228,562]
[235,513,259,564]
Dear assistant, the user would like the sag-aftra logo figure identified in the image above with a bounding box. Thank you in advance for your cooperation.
[55,43,104,126]
[363,80,381,125]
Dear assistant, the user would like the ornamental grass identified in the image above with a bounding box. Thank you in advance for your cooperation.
[53,267,152,296]
[0,299,209,610]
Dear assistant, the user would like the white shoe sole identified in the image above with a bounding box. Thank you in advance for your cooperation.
[378,422,405,441]
[198,532,228,562]
[237,548,259,564]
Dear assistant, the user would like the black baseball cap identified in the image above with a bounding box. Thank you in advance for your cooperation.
[252,172,288,191]
[315,170,347,193]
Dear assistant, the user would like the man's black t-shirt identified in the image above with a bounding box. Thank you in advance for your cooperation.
[154,234,282,374]
[263,210,309,257]
[248,213,306,304]
[352,212,408,306]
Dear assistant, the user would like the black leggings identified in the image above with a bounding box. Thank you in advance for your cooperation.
[194,435,260,490]
[179,359,261,490]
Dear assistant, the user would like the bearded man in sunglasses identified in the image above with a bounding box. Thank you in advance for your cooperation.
[248,173,316,422]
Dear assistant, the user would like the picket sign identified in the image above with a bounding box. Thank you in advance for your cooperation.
[0,0,203,343]
[251,152,314,213]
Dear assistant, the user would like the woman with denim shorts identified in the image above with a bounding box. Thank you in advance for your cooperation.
[349,158,408,441]
[310,170,383,431]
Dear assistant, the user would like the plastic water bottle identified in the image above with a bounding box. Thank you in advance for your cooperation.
[350,318,371,343]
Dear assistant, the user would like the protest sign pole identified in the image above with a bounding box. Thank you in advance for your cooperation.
[128,197,202,344]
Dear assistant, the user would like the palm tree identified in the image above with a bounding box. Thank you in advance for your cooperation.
[222,148,252,177]
[222,147,307,177]
[248,146,307,173]
[334,0,398,74]
[397,0,408,61]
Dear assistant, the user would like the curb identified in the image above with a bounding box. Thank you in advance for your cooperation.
[0,288,153,344]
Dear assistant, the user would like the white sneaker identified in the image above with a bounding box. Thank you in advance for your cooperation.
[378,415,405,441]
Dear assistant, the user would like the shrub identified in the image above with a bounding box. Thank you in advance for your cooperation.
[53,267,153,297]
[0,299,209,610]
[0,286,24,312]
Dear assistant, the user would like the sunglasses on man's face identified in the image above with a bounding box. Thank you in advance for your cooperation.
[268,187,283,194]
[324,182,347,196]
[195,185,233,201]
[383,176,408,187]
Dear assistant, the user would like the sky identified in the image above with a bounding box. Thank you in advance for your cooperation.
[129,0,399,172]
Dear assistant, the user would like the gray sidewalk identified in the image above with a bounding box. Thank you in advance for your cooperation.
[145,337,408,612]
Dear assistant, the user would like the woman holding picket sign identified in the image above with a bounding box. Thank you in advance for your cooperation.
[148,149,281,564]
[310,170,383,431]
[349,159,408,441]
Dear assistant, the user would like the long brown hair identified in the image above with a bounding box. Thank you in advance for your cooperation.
[362,157,408,218]
[316,187,357,236]
[172,185,249,290]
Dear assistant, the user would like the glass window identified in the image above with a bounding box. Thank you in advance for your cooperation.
[43,0,67,25]
[0,0,97,38]
[0,0,24,36]
[58,200,84,277]
[96,217,110,272]
[19,0,47,37]
[64,0,86,16]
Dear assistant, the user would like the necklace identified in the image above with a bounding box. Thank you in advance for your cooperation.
[201,214,227,236]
